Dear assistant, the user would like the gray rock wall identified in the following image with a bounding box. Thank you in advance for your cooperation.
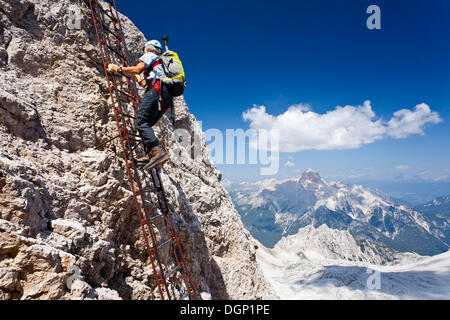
[0,0,275,300]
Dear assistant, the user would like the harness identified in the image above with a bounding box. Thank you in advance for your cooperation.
[144,60,168,112]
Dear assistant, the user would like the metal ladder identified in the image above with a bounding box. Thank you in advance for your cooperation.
[88,0,197,300]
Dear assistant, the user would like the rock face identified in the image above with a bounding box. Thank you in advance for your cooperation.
[0,0,275,300]
[273,225,399,265]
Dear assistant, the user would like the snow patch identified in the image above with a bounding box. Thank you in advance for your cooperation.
[256,227,450,300]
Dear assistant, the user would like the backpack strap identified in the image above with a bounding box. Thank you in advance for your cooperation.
[144,58,162,81]
[143,58,165,111]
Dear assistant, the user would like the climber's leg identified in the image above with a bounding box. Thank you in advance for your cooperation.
[142,85,173,169]
[135,87,169,169]
[136,87,165,152]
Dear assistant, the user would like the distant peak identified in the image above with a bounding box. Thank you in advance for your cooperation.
[300,169,324,184]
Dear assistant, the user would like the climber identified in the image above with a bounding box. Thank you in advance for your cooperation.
[107,40,172,170]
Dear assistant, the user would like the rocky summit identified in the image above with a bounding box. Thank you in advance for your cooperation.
[0,0,275,300]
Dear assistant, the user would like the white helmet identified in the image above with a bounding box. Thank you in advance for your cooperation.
[143,40,162,52]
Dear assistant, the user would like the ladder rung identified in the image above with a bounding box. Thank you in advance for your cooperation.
[121,73,134,82]
[106,44,127,61]
[95,2,119,23]
[120,112,136,119]
[148,214,163,222]
[157,238,172,250]
[116,88,135,100]
[165,265,181,280]
[100,22,122,41]
[143,199,153,206]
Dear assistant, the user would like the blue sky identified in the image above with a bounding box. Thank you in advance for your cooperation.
[118,0,450,183]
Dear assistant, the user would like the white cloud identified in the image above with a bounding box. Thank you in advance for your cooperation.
[327,173,367,179]
[396,165,411,170]
[242,101,442,152]
[433,175,449,182]
[387,103,442,138]
[284,160,295,168]
[416,170,450,182]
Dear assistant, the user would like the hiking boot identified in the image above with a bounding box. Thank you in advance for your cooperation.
[143,146,169,170]
[134,154,150,166]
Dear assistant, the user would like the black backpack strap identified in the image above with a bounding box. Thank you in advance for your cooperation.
[171,103,175,126]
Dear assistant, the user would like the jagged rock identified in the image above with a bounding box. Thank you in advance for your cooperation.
[21,272,67,300]
[70,279,93,299]
[0,0,275,300]
[0,289,12,300]
[94,287,122,300]
[0,231,23,255]
[0,267,20,291]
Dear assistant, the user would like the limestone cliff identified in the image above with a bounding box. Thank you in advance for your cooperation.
[0,0,275,300]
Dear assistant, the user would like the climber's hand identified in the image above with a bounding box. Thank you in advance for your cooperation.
[107,63,120,74]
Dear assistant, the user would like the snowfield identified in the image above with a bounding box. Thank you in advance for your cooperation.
[256,226,450,300]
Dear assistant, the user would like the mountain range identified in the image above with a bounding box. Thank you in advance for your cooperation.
[226,169,450,257]
[415,196,450,246]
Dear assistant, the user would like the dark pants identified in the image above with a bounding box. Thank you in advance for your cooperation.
[136,84,173,152]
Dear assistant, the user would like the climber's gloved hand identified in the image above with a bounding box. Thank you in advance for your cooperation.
[107,63,121,74]
[134,74,145,87]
